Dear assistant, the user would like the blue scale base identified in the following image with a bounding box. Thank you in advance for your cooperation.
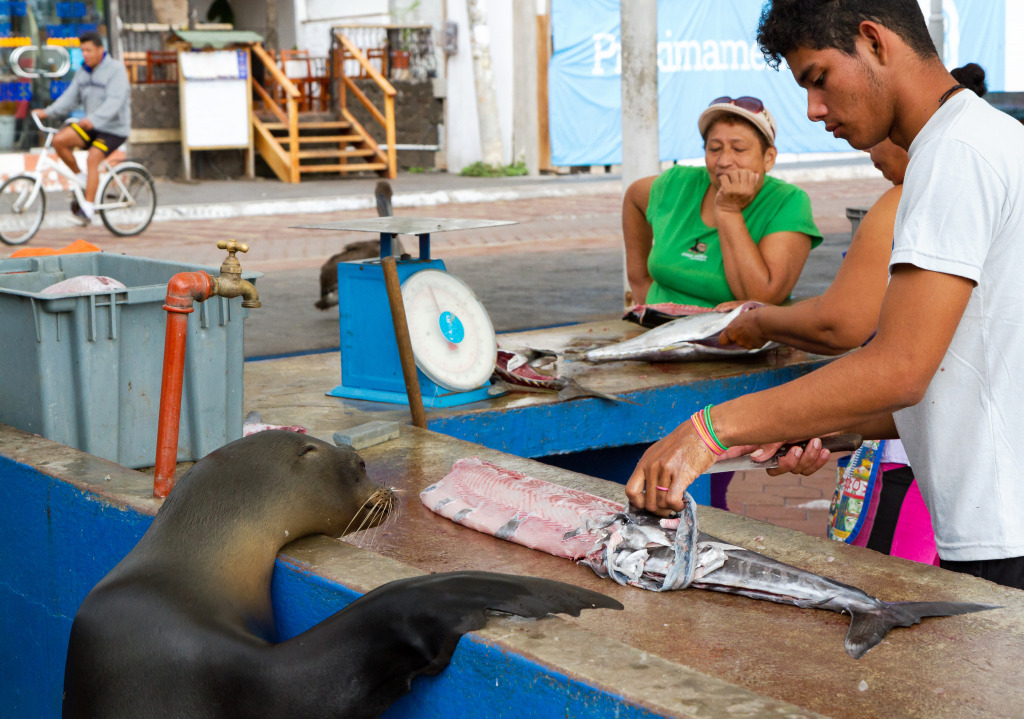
[328,383,497,409]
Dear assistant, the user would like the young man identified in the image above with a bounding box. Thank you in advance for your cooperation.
[33,30,131,224]
[625,0,1024,589]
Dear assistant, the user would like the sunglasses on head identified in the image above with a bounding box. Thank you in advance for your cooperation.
[710,96,765,114]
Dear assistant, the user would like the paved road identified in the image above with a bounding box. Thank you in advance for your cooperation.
[1,174,891,358]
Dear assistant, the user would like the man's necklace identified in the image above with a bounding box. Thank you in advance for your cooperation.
[939,83,966,106]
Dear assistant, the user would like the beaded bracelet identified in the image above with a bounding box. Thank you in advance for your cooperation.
[690,404,729,455]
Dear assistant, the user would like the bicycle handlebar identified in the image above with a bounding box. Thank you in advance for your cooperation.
[30,111,58,134]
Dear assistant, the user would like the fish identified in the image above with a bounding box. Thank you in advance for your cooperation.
[421,458,999,659]
[491,348,637,404]
[584,302,779,363]
[622,302,713,328]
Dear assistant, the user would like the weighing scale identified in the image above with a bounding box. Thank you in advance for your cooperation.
[294,217,516,408]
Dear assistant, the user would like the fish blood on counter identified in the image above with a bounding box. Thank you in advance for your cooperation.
[421,458,999,659]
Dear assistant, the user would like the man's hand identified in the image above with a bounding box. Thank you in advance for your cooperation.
[78,118,93,131]
[715,170,762,214]
[765,437,833,476]
[626,421,716,515]
[32,109,46,119]
[719,307,768,349]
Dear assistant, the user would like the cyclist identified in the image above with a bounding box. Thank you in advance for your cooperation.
[32,30,131,225]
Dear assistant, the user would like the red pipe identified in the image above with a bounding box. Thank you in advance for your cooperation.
[153,271,214,498]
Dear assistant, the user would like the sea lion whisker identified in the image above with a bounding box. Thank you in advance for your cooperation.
[340,490,386,537]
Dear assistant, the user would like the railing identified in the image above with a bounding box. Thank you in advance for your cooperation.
[331,24,437,82]
[251,42,301,182]
[332,31,397,178]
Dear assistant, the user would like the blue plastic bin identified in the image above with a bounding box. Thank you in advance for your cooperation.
[0,252,260,468]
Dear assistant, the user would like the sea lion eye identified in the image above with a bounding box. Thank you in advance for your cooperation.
[299,444,319,456]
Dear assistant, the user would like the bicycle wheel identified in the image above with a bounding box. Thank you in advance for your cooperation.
[98,165,156,237]
[0,174,45,245]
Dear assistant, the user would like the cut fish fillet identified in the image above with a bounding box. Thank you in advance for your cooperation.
[420,457,624,559]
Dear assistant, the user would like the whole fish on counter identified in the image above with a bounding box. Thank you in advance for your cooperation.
[584,302,779,363]
[421,458,999,659]
[491,349,636,404]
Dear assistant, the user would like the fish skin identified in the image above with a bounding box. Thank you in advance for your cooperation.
[689,533,999,659]
[421,459,1000,659]
[584,302,779,363]
[493,349,637,404]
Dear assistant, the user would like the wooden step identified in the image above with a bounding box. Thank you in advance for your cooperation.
[299,162,388,173]
[277,134,363,145]
[261,120,352,131]
[297,148,379,159]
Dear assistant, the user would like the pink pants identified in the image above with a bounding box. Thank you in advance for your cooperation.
[850,464,938,565]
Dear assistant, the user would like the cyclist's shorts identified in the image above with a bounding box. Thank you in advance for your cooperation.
[70,123,126,157]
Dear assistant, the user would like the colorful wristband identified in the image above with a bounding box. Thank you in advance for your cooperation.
[690,405,728,456]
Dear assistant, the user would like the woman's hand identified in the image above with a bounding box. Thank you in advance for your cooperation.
[715,169,762,214]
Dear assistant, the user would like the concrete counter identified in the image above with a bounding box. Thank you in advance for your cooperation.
[5,320,1020,717]
[3,424,1021,718]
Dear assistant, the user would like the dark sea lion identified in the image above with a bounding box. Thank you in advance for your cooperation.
[62,430,621,718]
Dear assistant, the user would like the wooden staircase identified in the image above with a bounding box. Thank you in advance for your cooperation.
[250,42,396,183]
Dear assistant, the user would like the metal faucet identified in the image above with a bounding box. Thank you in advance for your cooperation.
[211,239,261,308]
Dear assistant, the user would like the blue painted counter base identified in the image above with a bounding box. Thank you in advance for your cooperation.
[1,454,664,719]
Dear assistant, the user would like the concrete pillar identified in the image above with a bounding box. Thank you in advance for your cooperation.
[512,0,539,175]
[265,0,279,50]
[928,0,944,60]
[620,0,658,302]
[467,0,504,166]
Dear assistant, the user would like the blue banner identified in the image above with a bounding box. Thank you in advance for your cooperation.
[549,0,1006,165]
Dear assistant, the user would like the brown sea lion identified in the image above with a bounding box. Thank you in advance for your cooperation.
[62,430,621,718]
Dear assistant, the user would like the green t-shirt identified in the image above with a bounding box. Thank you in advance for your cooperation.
[645,165,822,306]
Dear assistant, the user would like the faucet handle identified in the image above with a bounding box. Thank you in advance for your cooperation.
[217,239,249,255]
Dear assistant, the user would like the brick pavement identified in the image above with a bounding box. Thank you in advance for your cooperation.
[0,175,892,270]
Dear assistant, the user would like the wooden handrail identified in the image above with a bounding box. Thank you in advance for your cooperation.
[342,75,386,126]
[252,43,301,99]
[336,33,396,97]
[253,81,288,125]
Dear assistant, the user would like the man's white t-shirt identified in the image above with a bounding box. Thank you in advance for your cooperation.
[890,89,1024,561]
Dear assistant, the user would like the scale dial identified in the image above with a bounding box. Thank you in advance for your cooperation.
[401,269,497,392]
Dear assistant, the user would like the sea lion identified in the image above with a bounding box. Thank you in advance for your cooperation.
[315,180,406,310]
[62,430,621,718]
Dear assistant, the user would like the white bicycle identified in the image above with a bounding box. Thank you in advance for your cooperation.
[0,113,156,245]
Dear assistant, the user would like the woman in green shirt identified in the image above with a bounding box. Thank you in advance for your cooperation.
[623,96,822,307]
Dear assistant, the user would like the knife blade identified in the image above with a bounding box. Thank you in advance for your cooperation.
[709,434,863,473]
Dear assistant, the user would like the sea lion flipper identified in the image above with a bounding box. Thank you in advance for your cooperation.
[272,571,621,717]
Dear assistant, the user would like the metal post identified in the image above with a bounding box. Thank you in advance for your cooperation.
[620,0,659,301]
[929,0,945,60]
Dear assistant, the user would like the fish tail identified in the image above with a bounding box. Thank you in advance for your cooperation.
[845,600,999,659]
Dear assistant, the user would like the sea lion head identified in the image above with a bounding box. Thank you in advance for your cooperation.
[162,430,395,541]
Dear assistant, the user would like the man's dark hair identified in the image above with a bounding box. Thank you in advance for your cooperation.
[79,30,104,48]
[757,0,938,70]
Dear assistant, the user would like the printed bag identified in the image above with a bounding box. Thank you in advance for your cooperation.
[826,440,884,543]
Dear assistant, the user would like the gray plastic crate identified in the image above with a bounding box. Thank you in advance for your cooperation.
[846,206,869,240]
[0,252,261,469]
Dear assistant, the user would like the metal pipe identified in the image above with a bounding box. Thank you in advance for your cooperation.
[381,256,427,428]
[153,271,214,498]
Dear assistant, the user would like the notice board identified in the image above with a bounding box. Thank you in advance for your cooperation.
[178,48,254,177]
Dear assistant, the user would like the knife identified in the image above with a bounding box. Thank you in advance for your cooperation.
[709,434,863,473]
